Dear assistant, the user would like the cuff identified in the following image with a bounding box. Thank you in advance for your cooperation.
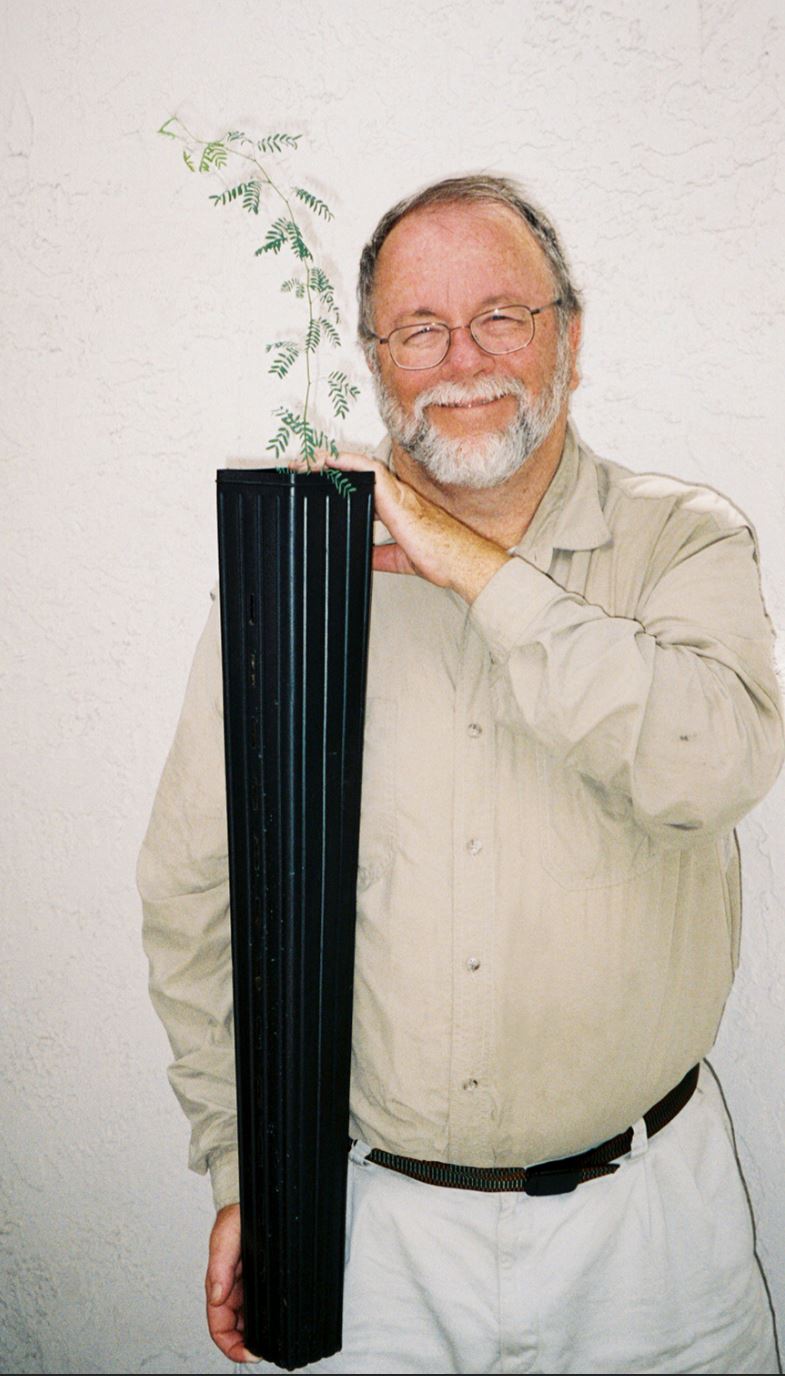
[469,554,567,661]
[208,1148,240,1211]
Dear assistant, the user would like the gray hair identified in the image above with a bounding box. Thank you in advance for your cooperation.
[357,174,582,354]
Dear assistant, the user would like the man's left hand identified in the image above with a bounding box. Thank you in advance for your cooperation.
[309,450,511,604]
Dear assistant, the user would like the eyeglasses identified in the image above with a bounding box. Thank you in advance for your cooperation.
[370,299,562,370]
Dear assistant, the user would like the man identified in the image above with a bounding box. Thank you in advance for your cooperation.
[139,175,784,1373]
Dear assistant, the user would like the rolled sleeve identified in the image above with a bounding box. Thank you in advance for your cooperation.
[470,516,784,841]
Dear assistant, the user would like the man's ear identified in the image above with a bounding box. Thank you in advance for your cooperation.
[361,338,379,380]
[567,312,582,392]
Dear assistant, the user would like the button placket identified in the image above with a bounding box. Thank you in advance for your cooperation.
[448,623,495,1156]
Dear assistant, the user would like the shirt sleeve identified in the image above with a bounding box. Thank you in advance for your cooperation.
[137,591,239,1210]
[469,504,784,842]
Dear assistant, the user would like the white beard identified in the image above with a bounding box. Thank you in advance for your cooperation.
[372,331,572,490]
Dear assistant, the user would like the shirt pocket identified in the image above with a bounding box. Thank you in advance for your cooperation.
[357,696,397,890]
[535,746,657,890]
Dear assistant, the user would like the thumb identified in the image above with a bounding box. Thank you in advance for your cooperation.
[207,1203,242,1305]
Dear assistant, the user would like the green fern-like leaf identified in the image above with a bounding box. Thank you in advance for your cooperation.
[284,220,312,261]
[299,423,337,463]
[294,187,334,220]
[256,133,302,154]
[301,424,317,463]
[270,415,354,490]
[266,415,293,459]
[280,277,305,298]
[267,340,300,379]
[255,216,289,255]
[209,181,252,207]
[308,268,339,319]
[199,141,228,173]
[305,320,321,353]
[320,318,341,347]
[182,148,196,171]
[157,118,176,138]
[326,467,356,496]
[327,370,360,420]
[242,180,262,214]
[279,408,305,437]
[226,130,246,142]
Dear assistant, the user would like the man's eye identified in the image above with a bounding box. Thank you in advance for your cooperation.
[399,324,439,344]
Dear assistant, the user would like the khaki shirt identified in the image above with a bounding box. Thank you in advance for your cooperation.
[138,425,784,1210]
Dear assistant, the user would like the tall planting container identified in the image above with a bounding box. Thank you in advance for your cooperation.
[216,468,375,1370]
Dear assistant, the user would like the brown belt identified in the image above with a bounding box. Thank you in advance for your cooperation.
[361,1064,699,1196]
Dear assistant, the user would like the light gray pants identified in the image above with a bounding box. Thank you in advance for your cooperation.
[247,1064,779,1374]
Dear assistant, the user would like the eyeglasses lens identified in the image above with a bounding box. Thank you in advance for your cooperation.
[388,307,534,369]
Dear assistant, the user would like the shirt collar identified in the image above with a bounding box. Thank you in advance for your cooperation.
[372,422,613,566]
[513,422,612,570]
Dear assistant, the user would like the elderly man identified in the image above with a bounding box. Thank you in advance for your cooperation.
[139,175,783,1373]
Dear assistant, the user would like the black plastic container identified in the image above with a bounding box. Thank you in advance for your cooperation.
[216,469,375,1370]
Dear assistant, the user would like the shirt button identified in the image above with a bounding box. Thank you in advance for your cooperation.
[466,957,481,971]
[467,722,483,738]
[466,838,483,855]
[462,1078,479,1091]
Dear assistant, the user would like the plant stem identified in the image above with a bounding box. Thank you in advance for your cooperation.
[167,119,317,462]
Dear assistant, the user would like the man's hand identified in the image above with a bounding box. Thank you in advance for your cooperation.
[300,451,511,603]
[206,1203,260,1363]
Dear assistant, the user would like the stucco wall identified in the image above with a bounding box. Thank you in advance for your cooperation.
[2,1,783,1371]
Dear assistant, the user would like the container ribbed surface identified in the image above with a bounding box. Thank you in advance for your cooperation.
[216,469,375,1370]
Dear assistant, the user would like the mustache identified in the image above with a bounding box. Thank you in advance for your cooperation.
[411,375,528,417]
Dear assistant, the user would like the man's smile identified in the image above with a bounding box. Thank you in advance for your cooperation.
[432,396,503,411]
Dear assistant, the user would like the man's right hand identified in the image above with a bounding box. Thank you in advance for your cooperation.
[205,1203,260,1363]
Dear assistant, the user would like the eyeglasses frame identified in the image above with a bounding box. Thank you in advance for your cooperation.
[368,298,563,371]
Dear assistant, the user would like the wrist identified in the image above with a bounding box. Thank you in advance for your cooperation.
[451,543,511,605]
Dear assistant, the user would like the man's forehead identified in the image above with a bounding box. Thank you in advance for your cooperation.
[375,199,552,287]
[386,196,537,245]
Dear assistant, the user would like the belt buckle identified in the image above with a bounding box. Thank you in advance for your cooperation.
[523,1166,582,1196]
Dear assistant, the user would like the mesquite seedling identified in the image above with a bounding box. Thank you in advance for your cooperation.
[158,117,361,494]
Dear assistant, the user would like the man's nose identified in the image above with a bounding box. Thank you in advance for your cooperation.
[439,324,493,376]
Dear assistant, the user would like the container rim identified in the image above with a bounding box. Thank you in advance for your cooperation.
[217,468,375,487]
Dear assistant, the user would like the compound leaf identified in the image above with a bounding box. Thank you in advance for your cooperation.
[255,216,289,255]
[267,340,300,379]
[199,141,228,173]
[242,180,262,214]
[266,415,292,459]
[284,220,312,261]
[280,277,305,298]
[309,267,339,319]
[326,467,356,496]
[294,187,334,220]
[327,369,360,419]
[257,132,302,154]
[320,318,341,347]
[209,181,253,207]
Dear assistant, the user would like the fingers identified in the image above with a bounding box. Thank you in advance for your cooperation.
[208,1284,259,1364]
[372,543,416,576]
[206,1205,260,1363]
[288,448,390,478]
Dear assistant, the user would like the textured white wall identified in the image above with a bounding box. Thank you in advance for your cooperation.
[1,0,783,1370]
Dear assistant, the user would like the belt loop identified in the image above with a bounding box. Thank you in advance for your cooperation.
[628,1116,648,1160]
[349,1138,374,1167]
